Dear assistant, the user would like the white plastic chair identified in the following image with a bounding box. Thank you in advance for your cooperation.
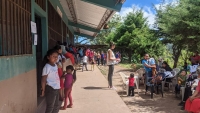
[119,72,139,94]
[119,72,128,89]
[135,68,145,88]
[180,74,198,100]
[173,68,180,84]
[162,71,177,92]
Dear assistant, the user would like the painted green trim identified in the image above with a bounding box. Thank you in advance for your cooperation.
[68,21,100,33]
[82,0,123,12]
[74,32,94,39]
[33,1,48,58]
[41,0,48,58]
[49,0,74,34]
[0,55,36,81]
[33,2,47,17]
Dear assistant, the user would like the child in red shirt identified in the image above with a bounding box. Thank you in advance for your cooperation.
[128,73,135,96]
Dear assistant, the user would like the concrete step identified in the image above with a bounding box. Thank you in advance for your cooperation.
[36,97,46,113]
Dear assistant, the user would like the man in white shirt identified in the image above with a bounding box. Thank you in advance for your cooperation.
[82,54,88,71]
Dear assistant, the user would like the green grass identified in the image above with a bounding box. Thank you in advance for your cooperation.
[97,66,107,76]
[119,63,132,69]
[119,63,143,71]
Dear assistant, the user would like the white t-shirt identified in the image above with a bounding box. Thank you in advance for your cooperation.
[149,58,155,65]
[61,45,67,54]
[42,64,60,89]
[83,56,88,63]
[107,49,116,65]
[189,65,198,73]
[57,54,65,66]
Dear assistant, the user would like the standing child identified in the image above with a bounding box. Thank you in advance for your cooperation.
[41,49,60,113]
[82,54,88,71]
[54,45,66,101]
[60,65,76,110]
[128,73,135,96]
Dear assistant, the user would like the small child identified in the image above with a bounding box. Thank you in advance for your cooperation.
[128,73,135,96]
[149,57,157,77]
[91,58,95,71]
[82,54,88,71]
[60,65,76,110]
[175,70,187,96]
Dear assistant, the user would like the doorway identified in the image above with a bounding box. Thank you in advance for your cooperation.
[35,15,43,98]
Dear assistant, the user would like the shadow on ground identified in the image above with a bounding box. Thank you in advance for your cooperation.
[98,65,186,113]
[82,86,108,90]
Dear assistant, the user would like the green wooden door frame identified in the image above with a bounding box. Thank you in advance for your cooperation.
[32,0,48,58]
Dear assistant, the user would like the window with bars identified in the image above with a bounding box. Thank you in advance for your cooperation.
[48,1,72,49]
[48,1,62,49]
[62,20,66,43]
[0,0,32,56]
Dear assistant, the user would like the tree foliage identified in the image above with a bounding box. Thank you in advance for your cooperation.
[90,14,122,45]
[156,0,200,67]
[107,9,165,63]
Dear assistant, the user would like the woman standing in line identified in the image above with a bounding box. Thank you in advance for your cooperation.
[107,42,119,90]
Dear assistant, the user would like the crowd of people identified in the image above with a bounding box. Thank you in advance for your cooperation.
[36,39,200,113]
[39,41,122,113]
[142,52,200,113]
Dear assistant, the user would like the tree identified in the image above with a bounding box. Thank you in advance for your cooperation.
[155,0,200,67]
[90,14,122,45]
[107,9,165,63]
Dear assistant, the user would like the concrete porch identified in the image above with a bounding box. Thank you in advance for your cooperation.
[37,65,131,113]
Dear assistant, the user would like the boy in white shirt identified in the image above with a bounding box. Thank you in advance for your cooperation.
[82,54,88,71]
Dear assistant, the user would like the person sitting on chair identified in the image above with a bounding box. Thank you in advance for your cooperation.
[185,66,200,113]
[175,70,187,97]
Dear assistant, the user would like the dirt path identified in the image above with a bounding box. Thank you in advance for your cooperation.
[98,65,186,113]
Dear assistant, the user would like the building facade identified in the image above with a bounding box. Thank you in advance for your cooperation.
[0,0,74,112]
[0,0,124,112]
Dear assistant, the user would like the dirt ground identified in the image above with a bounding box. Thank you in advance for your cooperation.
[97,65,187,113]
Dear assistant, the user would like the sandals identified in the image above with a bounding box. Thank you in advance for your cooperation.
[60,107,66,110]
[67,105,73,108]
[60,105,73,110]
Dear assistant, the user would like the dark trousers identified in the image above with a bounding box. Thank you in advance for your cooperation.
[108,65,114,87]
[97,58,100,65]
[103,60,106,65]
[82,62,88,71]
[45,85,59,113]
[183,86,192,102]
[128,86,135,96]
[175,84,182,95]
[101,59,104,65]
[145,71,152,91]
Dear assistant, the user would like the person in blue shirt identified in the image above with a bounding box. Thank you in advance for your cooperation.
[115,52,119,59]
[142,54,156,93]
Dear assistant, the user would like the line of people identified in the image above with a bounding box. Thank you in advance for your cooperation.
[40,44,77,113]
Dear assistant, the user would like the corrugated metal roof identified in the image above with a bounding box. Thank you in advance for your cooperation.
[59,0,124,38]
